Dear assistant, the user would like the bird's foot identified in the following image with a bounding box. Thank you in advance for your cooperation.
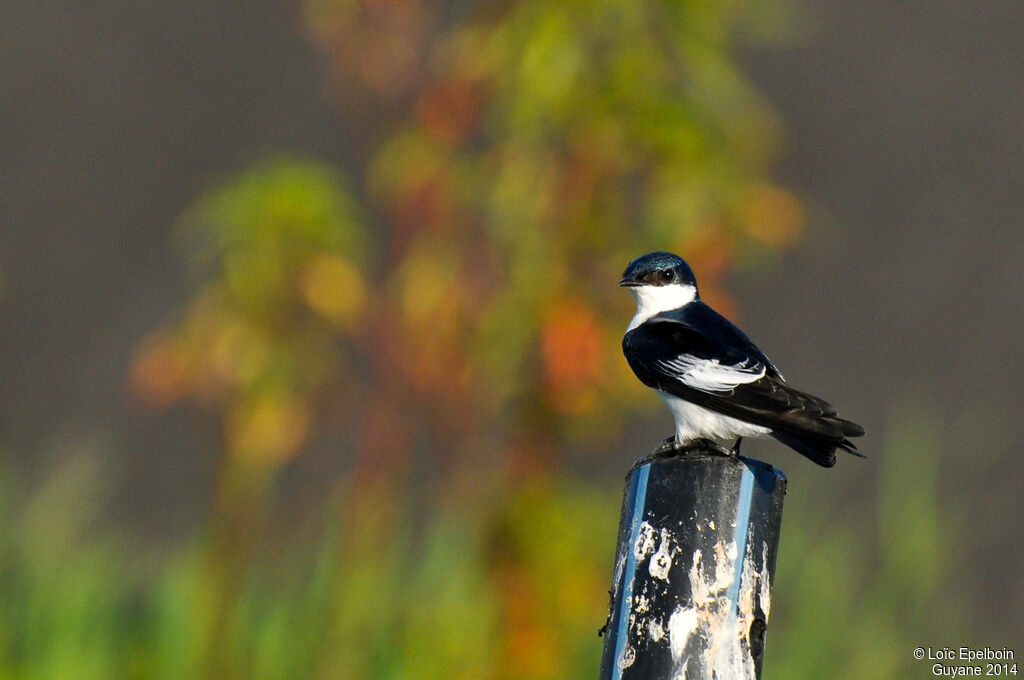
[729,437,743,457]
[658,435,678,453]
[632,436,729,469]
[684,437,730,457]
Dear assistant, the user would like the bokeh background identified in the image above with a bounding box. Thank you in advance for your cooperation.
[1,1,1021,678]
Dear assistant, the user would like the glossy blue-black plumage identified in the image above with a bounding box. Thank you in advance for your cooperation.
[619,251,697,288]
[645,301,781,384]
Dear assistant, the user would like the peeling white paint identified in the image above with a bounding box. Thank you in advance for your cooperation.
[713,540,737,588]
[649,617,666,642]
[661,539,773,680]
[668,604,699,659]
[619,521,684,668]
[617,644,636,670]
[634,521,657,561]
[618,520,773,680]
[648,528,677,581]
[613,550,626,590]
[759,542,772,621]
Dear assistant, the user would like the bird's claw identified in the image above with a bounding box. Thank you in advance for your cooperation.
[632,436,731,469]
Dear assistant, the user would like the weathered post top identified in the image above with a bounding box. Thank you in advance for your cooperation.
[599,449,786,680]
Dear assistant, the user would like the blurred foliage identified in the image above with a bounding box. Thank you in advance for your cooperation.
[123,3,807,674]
[131,0,807,477]
[0,0,977,678]
[0,409,971,678]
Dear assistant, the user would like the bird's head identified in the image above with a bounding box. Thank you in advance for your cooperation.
[619,251,699,318]
[618,251,697,289]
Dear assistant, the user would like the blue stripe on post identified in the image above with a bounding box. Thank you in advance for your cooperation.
[610,463,651,680]
[726,462,756,616]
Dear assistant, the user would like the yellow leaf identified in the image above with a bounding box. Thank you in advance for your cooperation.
[225,393,312,465]
[300,253,367,329]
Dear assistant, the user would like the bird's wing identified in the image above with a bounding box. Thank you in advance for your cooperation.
[622,311,856,440]
[622,304,775,396]
[648,344,767,394]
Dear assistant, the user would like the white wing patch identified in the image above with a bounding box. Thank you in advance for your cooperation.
[656,355,765,393]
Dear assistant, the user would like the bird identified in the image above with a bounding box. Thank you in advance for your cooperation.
[619,251,865,467]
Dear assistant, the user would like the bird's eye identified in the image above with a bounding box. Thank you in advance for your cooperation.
[660,270,675,282]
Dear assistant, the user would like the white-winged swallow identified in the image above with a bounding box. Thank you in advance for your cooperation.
[620,251,865,467]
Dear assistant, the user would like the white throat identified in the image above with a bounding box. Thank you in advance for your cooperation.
[626,284,697,332]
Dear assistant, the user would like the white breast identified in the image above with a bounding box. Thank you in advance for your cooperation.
[658,391,771,442]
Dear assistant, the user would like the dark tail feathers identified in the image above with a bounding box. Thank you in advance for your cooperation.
[771,429,866,468]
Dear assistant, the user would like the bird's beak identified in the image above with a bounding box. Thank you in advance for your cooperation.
[618,277,640,287]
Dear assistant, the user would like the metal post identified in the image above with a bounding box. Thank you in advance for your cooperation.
[599,449,786,680]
